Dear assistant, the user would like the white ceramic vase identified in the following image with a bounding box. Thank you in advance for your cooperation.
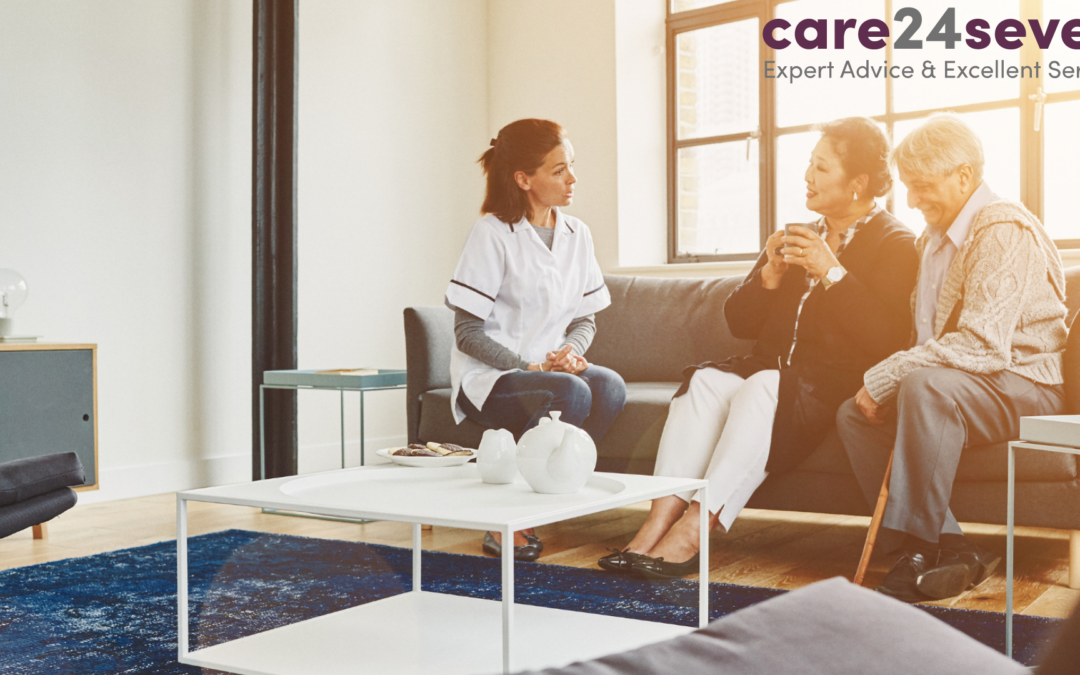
[477,428,518,484]
[515,411,597,494]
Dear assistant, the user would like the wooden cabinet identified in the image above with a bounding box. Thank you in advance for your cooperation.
[0,344,98,491]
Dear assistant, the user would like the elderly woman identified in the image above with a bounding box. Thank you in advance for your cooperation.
[446,118,627,562]
[600,117,919,579]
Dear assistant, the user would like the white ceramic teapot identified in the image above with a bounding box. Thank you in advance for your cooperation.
[515,411,597,494]
[477,428,517,484]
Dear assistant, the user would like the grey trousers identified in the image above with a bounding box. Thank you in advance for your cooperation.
[836,367,1066,545]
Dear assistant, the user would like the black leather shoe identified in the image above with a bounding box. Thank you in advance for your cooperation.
[598,548,642,574]
[916,549,1002,600]
[876,552,933,603]
[629,552,701,580]
[482,531,541,562]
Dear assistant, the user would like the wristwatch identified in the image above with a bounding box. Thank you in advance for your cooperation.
[821,265,847,289]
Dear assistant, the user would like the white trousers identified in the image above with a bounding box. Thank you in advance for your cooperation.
[653,368,780,532]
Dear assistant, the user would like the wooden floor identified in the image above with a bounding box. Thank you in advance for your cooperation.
[2,492,1077,618]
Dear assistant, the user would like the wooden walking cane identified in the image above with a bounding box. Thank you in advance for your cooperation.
[854,450,895,586]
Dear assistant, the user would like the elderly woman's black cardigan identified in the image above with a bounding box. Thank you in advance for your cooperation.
[677,209,919,474]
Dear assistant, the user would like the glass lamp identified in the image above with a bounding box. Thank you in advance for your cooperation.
[0,269,28,337]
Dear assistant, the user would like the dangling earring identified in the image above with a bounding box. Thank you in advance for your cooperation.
[852,191,858,202]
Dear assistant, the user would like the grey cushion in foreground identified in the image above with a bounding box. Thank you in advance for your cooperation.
[0,452,85,507]
[0,487,77,538]
[512,577,1026,675]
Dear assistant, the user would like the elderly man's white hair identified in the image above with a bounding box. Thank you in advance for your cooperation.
[890,113,984,185]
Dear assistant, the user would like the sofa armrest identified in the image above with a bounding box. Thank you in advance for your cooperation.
[404,306,454,444]
[1065,313,1079,415]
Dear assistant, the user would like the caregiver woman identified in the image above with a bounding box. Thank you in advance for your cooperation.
[445,118,627,561]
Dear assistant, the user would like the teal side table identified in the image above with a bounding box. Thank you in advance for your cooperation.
[259,368,408,481]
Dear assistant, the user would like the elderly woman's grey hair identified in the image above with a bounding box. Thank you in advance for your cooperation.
[890,113,984,185]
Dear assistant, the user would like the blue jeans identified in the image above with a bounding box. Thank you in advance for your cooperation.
[459,366,627,444]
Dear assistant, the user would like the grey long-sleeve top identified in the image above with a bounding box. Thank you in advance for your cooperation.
[454,309,596,371]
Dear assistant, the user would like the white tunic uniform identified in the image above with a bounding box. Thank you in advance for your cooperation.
[444,209,610,423]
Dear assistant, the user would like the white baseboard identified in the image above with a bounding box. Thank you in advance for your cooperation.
[77,434,406,504]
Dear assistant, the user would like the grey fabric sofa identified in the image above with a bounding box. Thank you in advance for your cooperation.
[404,268,1080,556]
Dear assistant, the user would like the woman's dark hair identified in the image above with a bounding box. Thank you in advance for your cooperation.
[812,117,893,198]
[479,119,566,224]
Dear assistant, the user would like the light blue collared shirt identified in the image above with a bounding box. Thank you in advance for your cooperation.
[914,181,999,346]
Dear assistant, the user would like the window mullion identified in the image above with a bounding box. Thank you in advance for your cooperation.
[1019,0,1043,220]
[760,1,777,250]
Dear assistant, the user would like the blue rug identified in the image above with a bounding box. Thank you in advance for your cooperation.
[0,529,1060,673]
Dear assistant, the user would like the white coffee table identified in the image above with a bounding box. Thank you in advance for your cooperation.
[176,464,709,674]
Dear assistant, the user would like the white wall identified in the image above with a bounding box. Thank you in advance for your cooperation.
[615,1,668,268]
[487,0,620,271]
[296,0,489,472]
[0,0,252,503]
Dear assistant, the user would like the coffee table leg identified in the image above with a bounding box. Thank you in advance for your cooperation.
[502,525,515,674]
[413,523,422,592]
[177,495,189,660]
[1006,443,1015,659]
[699,485,709,628]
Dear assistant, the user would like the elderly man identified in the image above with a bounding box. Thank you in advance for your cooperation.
[836,113,1069,603]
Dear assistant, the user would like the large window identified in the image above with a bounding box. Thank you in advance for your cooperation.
[667,0,1080,263]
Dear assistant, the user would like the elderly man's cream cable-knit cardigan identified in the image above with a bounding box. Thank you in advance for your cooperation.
[864,200,1067,404]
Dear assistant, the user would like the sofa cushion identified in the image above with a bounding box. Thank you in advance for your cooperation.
[588,275,754,383]
[512,577,1025,675]
[0,453,85,507]
[420,385,1078,483]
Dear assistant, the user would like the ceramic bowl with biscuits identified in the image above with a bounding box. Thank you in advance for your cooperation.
[376,442,476,467]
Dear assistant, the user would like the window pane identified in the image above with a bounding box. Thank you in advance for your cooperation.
[1042,0,1080,94]
[1042,101,1080,240]
[893,1,1020,113]
[672,0,725,12]
[775,0,886,128]
[676,142,759,256]
[891,108,1020,236]
[676,19,758,140]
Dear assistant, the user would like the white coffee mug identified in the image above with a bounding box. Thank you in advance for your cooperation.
[478,428,517,484]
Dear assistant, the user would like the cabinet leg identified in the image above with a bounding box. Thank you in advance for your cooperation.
[1070,531,1080,590]
[32,523,47,539]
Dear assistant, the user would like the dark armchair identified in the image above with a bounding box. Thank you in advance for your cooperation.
[0,452,85,539]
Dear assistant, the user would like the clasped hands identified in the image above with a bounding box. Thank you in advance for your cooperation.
[761,226,840,288]
[531,344,589,375]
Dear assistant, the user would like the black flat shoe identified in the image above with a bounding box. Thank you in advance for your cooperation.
[523,533,543,553]
[876,552,933,604]
[916,549,1001,600]
[482,531,541,562]
[598,548,642,574]
[629,552,701,580]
